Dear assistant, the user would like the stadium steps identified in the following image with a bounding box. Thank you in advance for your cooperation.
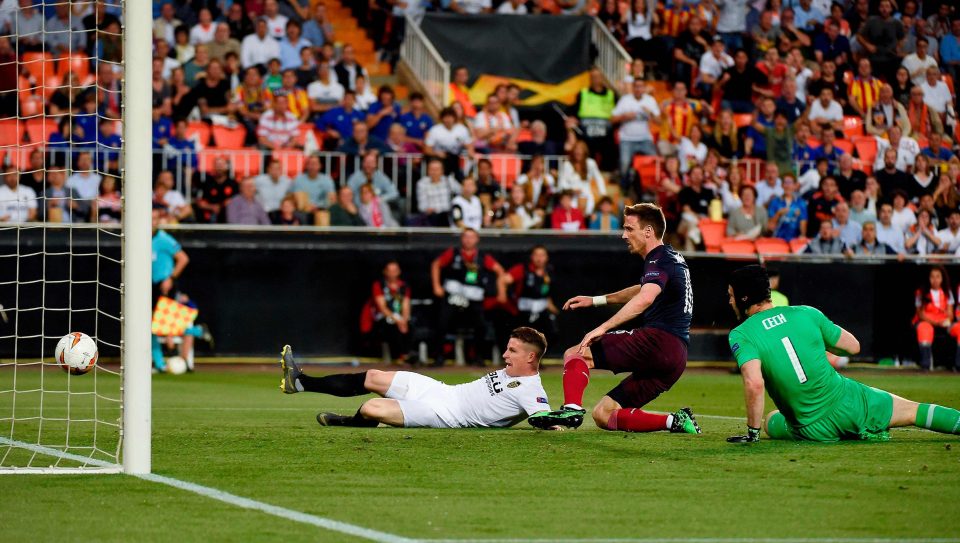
[325,0,392,76]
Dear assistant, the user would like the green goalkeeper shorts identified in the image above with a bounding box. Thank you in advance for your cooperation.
[766,378,894,442]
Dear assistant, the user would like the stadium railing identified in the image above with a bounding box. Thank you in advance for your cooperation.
[399,13,450,113]
[591,17,631,89]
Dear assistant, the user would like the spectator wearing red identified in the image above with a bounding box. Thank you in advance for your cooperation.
[498,246,560,348]
[551,190,585,231]
[914,266,959,371]
[756,48,787,99]
[848,58,883,119]
[658,80,711,156]
[361,261,412,364]
[448,66,477,119]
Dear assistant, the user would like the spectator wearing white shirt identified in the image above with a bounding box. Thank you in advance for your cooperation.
[473,94,517,153]
[0,166,37,224]
[919,66,953,117]
[241,18,281,69]
[257,95,301,150]
[558,140,606,215]
[450,0,492,14]
[830,202,863,247]
[798,158,829,197]
[153,171,193,223]
[496,0,528,14]
[262,0,289,39]
[451,177,485,230]
[153,2,181,45]
[875,203,906,254]
[66,152,102,202]
[697,36,734,96]
[425,107,474,178]
[755,162,784,208]
[902,37,939,87]
[624,0,657,60]
[254,159,293,214]
[874,125,920,172]
[936,210,960,254]
[806,87,844,136]
[677,124,708,174]
[307,60,344,114]
[417,159,462,227]
[890,190,918,233]
[611,79,660,181]
[189,8,217,45]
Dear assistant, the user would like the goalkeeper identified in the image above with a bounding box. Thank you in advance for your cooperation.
[279,327,552,428]
[726,265,960,443]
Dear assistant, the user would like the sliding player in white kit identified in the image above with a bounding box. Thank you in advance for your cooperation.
[279,327,552,428]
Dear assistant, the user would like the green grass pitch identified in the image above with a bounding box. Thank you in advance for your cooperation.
[2,367,959,542]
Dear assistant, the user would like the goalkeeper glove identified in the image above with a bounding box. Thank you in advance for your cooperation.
[727,426,761,443]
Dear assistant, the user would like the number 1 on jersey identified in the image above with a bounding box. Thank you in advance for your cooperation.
[780,337,808,384]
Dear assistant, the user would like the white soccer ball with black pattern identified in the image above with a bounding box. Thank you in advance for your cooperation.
[55,332,99,375]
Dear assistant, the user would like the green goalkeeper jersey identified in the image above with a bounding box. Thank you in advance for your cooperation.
[729,305,845,427]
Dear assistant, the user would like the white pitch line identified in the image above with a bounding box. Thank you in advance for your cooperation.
[0,436,414,543]
[424,539,960,543]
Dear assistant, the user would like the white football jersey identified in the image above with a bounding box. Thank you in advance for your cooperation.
[450,369,550,428]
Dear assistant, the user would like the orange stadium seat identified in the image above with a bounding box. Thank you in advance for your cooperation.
[25,117,58,143]
[186,121,212,146]
[211,125,247,149]
[942,74,955,95]
[721,240,757,255]
[57,53,91,84]
[0,119,23,147]
[633,155,660,191]
[733,113,753,128]
[754,237,790,255]
[852,136,877,168]
[230,149,263,179]
[834,138,853,155]
[699,219,727,253]
[488,154,521,187]
[842,116,863,139]
[18,94,42,118]
[20,52,55,84]
[789,238,810,253]
[273,148,306,178]
[294,123,321,148]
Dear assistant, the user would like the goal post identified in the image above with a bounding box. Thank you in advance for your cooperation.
[0,0,151,474]
[121,0,152,475]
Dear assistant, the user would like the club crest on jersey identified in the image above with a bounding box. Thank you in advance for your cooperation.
[536,397,548,404]
[762,314,787,330]
[507,381,520,389]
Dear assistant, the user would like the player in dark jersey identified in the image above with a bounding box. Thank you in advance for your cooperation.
[528,203,701,434]
[726,265,960,443]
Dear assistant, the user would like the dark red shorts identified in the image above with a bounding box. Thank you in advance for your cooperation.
[591,327,688,408]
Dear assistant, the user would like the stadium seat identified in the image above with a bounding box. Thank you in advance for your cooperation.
[733,113,753,128]
[699,219,727,253]
[273,148,306,178]
[25,117,58,143]
[834,139,853,155]
[10,144,41,169]
[742,158,764,183]
[211,125,247,149]
[230,149,263,179]
[20,52,55,84]
[789,237,809,253]
[942,74,955,96]
[198,150,222,174]
[488,154,521,186]
[0,119,23,147]
[852,136,877,169]
[842,116,863,140]
[57,53,91,84]
[294,123,321,148]
[633,155,660,192]
[186,121,212,147]
[720,240,757,255]
[18,94,42,118]
[754,237,790,255]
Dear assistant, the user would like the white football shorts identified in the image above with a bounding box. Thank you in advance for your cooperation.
[385,371,462,428]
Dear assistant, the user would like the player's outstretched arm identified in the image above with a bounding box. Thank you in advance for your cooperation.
[728,359,765,443]
[577,283,662,353]
[563,284,643,310]
[826,328,860,357]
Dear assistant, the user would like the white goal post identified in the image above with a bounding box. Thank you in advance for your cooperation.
[0,0,151,474]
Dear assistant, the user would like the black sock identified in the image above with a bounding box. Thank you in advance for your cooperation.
[346,408,379,428]
[297,372,368,396]
[954,346,960,370]
[919,345,933,370]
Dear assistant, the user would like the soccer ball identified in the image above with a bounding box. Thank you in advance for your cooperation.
[55,332,99,375]
[166,356,187,375]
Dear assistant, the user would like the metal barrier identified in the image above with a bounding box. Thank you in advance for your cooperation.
[591,16,631,90]
[399,14,450,113]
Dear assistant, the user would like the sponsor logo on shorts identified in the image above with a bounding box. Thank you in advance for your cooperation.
[507,381,520,389]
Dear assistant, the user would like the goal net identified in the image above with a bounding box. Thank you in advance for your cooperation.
[0,0,151,474]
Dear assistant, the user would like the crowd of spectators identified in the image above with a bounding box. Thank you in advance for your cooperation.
[1,0,959,257]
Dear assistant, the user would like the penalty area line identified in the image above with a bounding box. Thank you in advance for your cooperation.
[0,436,414,543]
[425,539,960,543]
